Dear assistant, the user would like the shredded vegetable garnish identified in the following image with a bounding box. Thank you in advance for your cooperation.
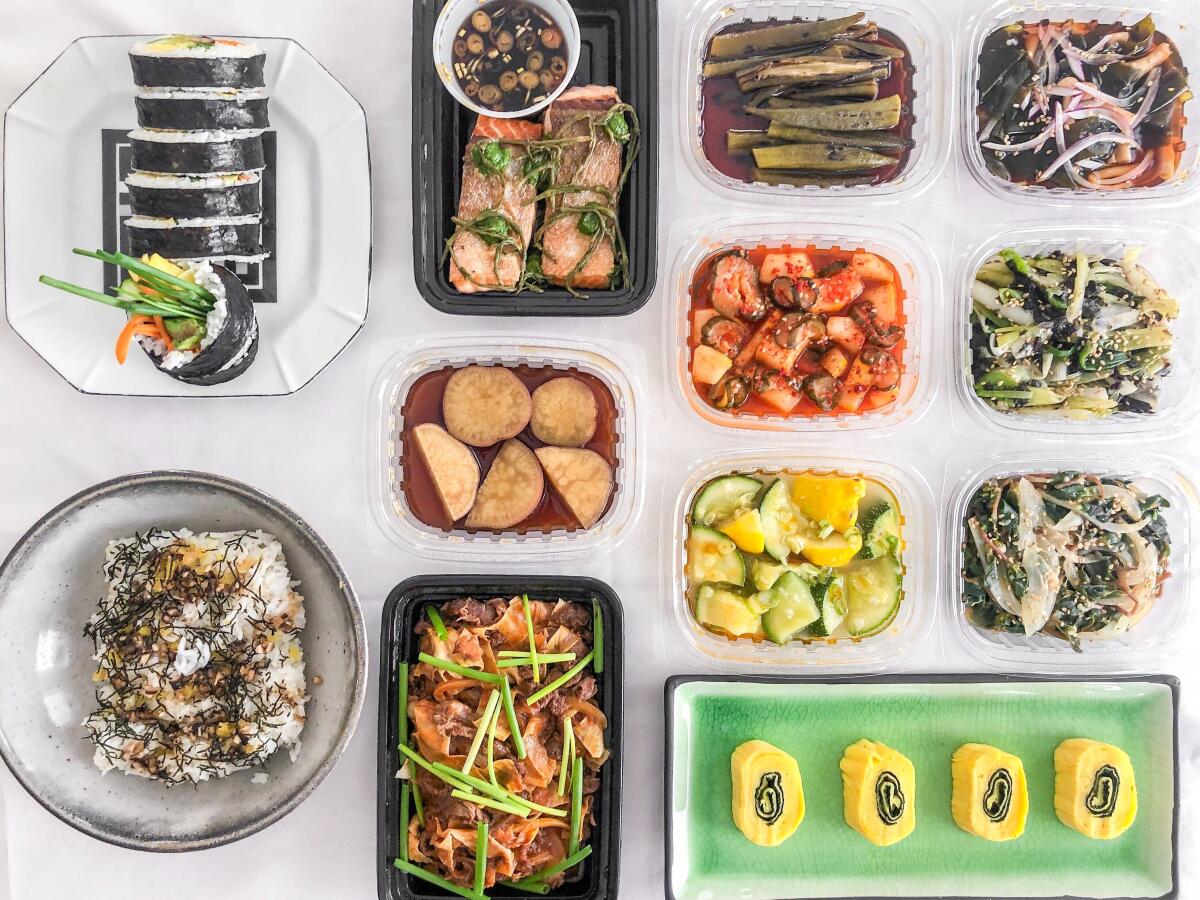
[970,247,1177,418]
[396,596,605,894]
[961,471,1170,651]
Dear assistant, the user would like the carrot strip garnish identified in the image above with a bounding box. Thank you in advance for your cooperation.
[153,316,175,352]
[115,316,156,364]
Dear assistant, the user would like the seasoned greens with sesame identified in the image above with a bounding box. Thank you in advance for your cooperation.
[970,247,1177,418]
[83,529,307,784]
[960,472,1170,651]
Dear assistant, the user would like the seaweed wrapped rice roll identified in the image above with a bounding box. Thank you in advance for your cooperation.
[129,35,266,89]
[130,129,265,175]
[125,215,266,261]
[126,172,262,219]
[135,87,270,131]
[38,250,259,386]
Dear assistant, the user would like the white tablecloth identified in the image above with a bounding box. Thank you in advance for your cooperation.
[0,0,1196,897]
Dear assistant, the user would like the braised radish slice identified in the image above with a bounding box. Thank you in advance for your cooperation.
[849,251,894,283]
[530,376,598,447]
[412,423,480,522]
[442,365,533,447]
[710,251,768,322]
[535,446,613,528]
[465,439,545,529]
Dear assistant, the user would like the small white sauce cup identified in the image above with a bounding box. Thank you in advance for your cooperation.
[432,0,581,119]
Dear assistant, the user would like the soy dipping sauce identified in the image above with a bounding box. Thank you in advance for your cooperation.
[452,0,571,112]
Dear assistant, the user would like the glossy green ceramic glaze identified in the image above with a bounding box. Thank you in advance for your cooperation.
[668,678,1175,899]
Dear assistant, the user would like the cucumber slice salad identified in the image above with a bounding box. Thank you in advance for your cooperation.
[686,470,904,646]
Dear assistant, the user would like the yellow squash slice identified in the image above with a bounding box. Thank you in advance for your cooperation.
[841,739,915,846]
[1054,739,1137,840]
[951,743,1029,841]
[731,740,804,846]
[789,475,866,533]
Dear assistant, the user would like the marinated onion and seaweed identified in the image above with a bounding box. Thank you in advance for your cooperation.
[970,247,1177,418]
[395,596,607,898]
[961,472,1170,651]
[689,245,906,418]
[975,15,1192,191]
[700,12,915,187]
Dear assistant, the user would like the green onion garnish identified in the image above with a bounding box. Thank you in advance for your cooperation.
[433,762,512,804]
[592,603,604,674]
[426,604,449,640]
[569,754,584,855]
[501,676,527,760]
[397,662,409,749]
[522,594,540,683]
[399,781,411,862]
[504,845,593,892]
[418,652,502,684]
[451,788,529,817]
[557,717,575,797]
[73,248,215,300]
[461,690,501,775]
[474,821,489,895]
[498,650,576,659]
[495,653,576,668]
[486,699,501,786]
[412,779,425,827]
[398,744,474,793]
[394,858,487,900]
[526,650,595,706]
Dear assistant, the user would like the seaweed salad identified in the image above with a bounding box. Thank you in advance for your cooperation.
[961,472,1170,651]
[975,15,1191,191]
[969,246,1178,418]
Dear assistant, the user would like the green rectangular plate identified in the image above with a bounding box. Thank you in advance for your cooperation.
[666,675,1178,900]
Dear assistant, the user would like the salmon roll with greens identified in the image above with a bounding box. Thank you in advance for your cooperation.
[129,35,266,89]
[447,116,543,293]
[125,172,262,220]
[135,87,270,131]
[538,85,636,294]
[129,129,266,176]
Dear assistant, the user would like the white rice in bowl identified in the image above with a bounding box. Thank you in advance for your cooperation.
[83,529,307,785]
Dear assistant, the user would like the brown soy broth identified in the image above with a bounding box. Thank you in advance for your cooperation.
[399,364,619,533]
[687,243,908,419]
[700,21,916,185]
[452,0,571,113]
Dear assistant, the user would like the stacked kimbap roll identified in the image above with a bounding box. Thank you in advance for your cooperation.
[125,36,270,264]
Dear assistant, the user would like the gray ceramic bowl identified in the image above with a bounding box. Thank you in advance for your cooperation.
[0,470,367,851]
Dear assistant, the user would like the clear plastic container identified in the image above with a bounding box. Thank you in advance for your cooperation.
[666,215,940,434]
[944,449,1197,673]
[678,0,951,202]
[960,0,1200,206]
[667,448,937,670]
[953,219,1200,440]
[370,336,642,562]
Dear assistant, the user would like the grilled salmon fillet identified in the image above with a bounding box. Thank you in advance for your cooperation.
[448,116,542,293]
[540,85,624,290]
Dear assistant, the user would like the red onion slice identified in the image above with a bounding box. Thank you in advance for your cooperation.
[1036,131,1140,182]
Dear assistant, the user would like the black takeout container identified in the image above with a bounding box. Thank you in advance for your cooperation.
[377,574,624,900]
[410,0,658,316]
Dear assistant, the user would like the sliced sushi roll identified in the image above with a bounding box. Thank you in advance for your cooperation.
[126,172,262,220]
[37,250,260,386]
[135,87,270,131]
[126,215,266,261]
[130,129,265,175]
[130,35,266,89]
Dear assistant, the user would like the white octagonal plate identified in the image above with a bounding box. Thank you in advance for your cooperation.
[3,36,371,396]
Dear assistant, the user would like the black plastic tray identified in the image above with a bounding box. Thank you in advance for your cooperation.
[663,673,1181,900]
[377,574,624,899]
[410,0,658,316]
